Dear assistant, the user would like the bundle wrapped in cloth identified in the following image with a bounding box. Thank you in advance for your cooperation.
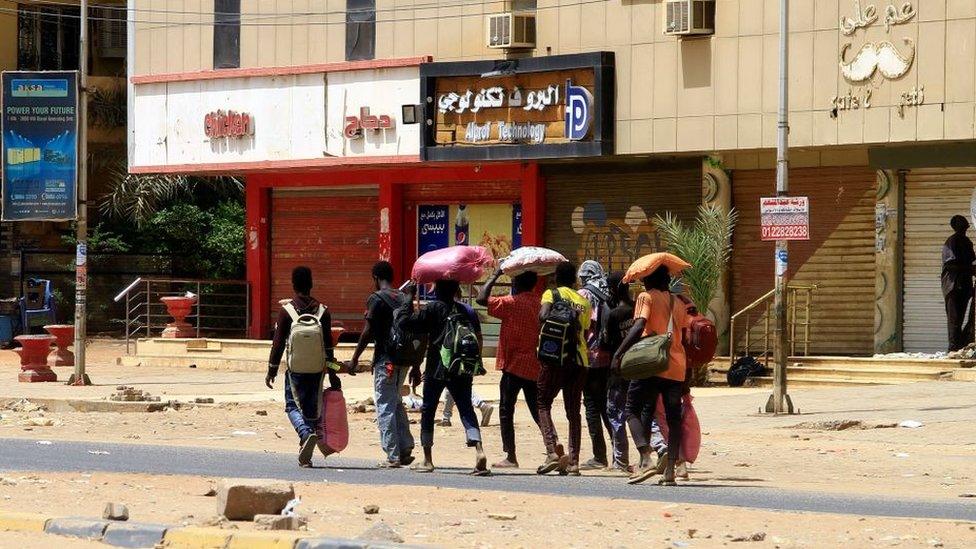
[498,246,567,276]
[412,246,496,284]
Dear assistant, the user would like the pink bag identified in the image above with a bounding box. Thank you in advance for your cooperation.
[319,389,349,453]
[411,246,496,284]
[655,394,701,464]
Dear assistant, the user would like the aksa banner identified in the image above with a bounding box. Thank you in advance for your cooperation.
[1,71,79,221]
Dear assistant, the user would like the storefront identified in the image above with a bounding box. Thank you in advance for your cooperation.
[543,160,702,272]
[730,166,877,356]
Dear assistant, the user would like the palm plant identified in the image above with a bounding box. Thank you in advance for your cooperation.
[100,157,243,226]
[654,205,738,385]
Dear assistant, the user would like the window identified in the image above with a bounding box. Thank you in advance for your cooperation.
[213,0,240,69]
[17,5,80,71]
[346,0,375,61]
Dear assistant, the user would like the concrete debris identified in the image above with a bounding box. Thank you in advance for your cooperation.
[488,513,517,521]
[110,386,161,403]
[256,410,268,416]
[4,399,46,413]
[947,344,976,359]
[103,502,130,521]
[217,479,296,521]
[790,420,896,431]
[254,514,308,531]
[195,398,215,404]
[357,522,404,544]
[199,515,238,529]
[363,504,380,515]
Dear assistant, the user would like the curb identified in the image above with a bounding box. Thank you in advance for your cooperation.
[0,511,52,533]
[103,522,169,548]
[160,526,233,548]
[44,517,110,539]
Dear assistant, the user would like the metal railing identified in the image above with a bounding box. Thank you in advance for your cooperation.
[114,277,250,354]
[728,284,817,368]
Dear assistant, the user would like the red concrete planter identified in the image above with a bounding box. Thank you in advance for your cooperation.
[160,296,197,338]
[44,324,75,367]
[14,334,57,383]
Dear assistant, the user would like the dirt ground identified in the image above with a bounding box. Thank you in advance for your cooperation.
[0,471,974,548]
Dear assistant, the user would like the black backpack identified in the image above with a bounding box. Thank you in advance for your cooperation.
[376,290,427,368]
[538,289,583,367]
[582,283,611,352]
[727,356,766,387]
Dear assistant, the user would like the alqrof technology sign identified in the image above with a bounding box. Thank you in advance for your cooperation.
[1,71,79,221]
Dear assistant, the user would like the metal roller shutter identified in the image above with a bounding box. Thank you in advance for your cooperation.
[270,187,379,332]
[543,163,702,274]
[731,167,876,355]
[903,168,976,353]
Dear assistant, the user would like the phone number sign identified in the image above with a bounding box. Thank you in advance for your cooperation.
[761,196,810,241]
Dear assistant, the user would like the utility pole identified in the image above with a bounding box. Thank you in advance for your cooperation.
[68,0,91,386]
[766,0,793,414]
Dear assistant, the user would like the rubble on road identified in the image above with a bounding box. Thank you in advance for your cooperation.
[103,502,130,521]
[789,420,896,431]
[363,504,380,515]
[948,343,976,359]
[348,396,376,414]
[3,398,46,413]
[253,514,308,531]
[110,386,161,403]
[357,522,404,544]
[217,478,295,520]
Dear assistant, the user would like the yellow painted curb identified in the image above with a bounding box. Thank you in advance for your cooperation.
[162,527,233,548]
[226,531,305,549]
[0,511,52,533]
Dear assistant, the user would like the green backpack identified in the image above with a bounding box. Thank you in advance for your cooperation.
[439,307,485,377]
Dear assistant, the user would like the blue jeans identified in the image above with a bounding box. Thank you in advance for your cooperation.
[373,361,415,462]
[606,373,631,467]
[284,371,324,442]
[421,372,481,448]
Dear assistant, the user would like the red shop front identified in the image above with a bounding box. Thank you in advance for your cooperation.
[245,163,542,339]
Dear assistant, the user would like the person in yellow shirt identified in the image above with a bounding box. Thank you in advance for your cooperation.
[536,262,592,476]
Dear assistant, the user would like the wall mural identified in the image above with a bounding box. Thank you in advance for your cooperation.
[571,202,664,273]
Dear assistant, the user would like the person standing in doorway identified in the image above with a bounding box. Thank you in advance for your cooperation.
[536,261,591,476]
[347,261,416,468]
[943,215,976,352]
[476,267,543,469]
[266,266,340,467]
[577,260,614,471]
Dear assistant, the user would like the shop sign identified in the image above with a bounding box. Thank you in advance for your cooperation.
[1,71,78,221]
[344,107,394,139]
[830,1,921,119]
[760,197,810,241]
[204,109,253,140]
[420,52,614,161]
[418,205,450,253]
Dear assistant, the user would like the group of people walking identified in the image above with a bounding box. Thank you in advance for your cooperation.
[267,256,694,486]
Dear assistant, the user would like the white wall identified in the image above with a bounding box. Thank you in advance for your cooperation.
[130,67,420,170]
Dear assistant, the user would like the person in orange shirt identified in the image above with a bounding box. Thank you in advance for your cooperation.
[611,265,689,486]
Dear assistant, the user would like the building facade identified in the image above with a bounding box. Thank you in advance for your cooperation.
[128,1,976,355]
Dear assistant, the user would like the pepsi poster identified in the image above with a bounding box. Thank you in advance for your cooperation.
[512,203,522,249]
[1,71,78,221]
[418,205,449,254]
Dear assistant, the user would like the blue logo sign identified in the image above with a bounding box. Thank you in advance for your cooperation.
[564,79,594,141]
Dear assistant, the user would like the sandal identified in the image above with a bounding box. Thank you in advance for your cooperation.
[536,454,562,475]
[376,460,401,469]
[469,468,491,477]
[628,455,667,485]
[410,462,435,473]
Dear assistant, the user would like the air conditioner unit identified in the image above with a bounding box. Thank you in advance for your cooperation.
[486,12,536,49]
[665,0,715,36]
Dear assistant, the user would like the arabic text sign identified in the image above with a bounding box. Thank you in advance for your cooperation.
[760,196,810,241]
[1,71,78,221]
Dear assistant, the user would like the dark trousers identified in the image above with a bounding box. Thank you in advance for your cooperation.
[583,367,612,464]
[606,373,632,467]
[498,371,540,457]
[946,289,974,352]
[537,364,586,464]
[420,372,481,448]
[626,377,683,466]
[284,371,324,442]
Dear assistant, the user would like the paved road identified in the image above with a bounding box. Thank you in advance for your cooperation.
[2,438,974,522]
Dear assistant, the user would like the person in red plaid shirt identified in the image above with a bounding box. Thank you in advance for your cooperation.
[476,267,542,469]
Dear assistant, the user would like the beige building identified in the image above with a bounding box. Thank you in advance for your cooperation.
[129,1,976,356]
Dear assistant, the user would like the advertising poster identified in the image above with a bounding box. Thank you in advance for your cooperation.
[1,71,78,221]
[512,203,523,249]
[418,205,450,254]
[760,196,810,241]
